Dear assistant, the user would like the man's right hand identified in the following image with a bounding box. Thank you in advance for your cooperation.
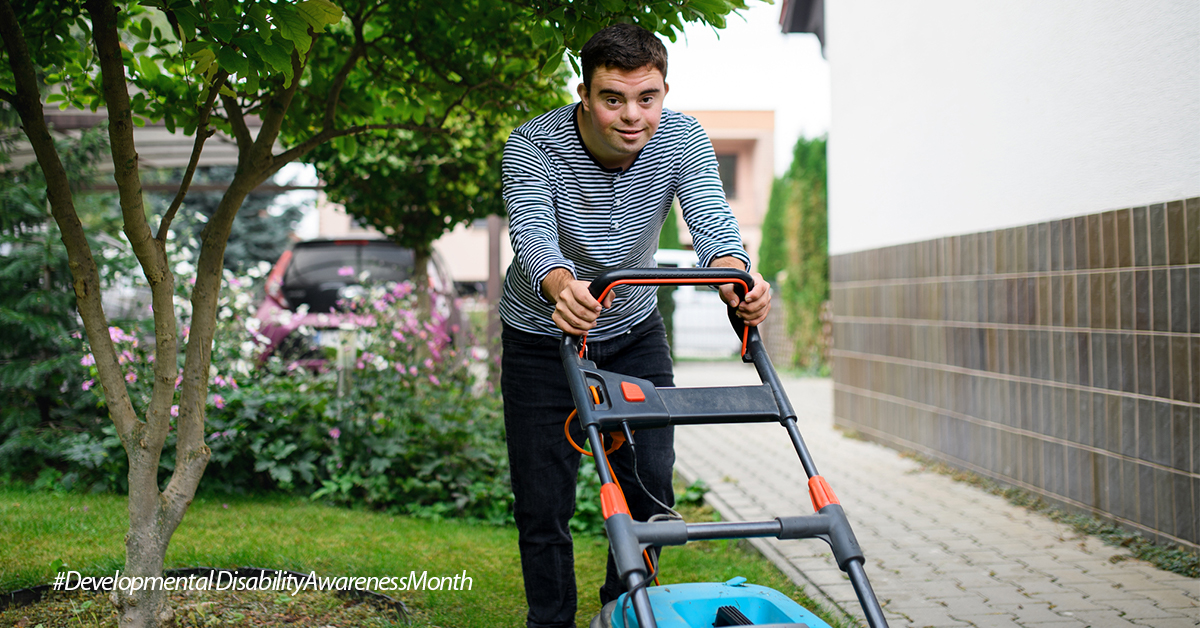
[542,268,614,335]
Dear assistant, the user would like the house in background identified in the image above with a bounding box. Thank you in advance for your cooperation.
[785,1,1199,551]
[317,108,774,285]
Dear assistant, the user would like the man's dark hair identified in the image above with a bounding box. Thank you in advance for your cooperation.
[580,23,668,92]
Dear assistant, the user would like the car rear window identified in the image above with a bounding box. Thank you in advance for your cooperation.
[282,241,415,311]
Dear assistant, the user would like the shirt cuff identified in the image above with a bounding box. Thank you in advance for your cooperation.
[531,262,577,306]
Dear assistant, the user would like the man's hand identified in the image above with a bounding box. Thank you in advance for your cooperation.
[542,268,614,335]
[711,257,771,327]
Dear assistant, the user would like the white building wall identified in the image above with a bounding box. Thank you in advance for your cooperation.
[826,1,1200,255]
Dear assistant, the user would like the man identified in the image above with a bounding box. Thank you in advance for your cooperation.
[499,23,770,628]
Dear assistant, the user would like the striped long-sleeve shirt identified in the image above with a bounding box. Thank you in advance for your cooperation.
[499,103,751,341]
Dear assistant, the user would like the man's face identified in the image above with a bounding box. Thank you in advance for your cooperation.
[577,64,669,170]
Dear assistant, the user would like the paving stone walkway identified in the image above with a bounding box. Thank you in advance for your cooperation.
[670,362,1199,628]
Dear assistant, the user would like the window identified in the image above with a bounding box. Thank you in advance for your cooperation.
[716,154,738,199]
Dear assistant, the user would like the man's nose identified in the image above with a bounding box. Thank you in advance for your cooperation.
[621,102,639,123]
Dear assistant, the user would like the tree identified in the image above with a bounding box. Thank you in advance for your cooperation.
[147,165,305,272]
[757,136,827,370]
[0,0,750,625]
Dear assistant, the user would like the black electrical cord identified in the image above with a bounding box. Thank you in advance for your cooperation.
[619,558,659,628]
[627,434,682,521]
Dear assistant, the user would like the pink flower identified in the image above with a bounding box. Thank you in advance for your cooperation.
[392,330,406,342]
[175,375,183,390]
[81,353,95,367]
[329,428,341,440]
[125,371,137,384]
[81,379,94,391]
[213,394,225,409]
[337,266,354,277]
[170,405,179,417]
[70,331,82,339]
[423,358,434,369]
[428,375,440,386]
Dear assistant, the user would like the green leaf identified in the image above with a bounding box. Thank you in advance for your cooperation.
[530,22,554,47]
[175,6,199,40]
[250,38,290,73]
[336,134,358,159]
[272,5,313,54]
[217,45,249,77]
[296,0,344,33]
[139,55,161,78]
[540,48,563,76]
[247,3,272,43]
[249,39,294,87]
[218,83,236,97]
[190,48,216,75]
[209,19,236,42]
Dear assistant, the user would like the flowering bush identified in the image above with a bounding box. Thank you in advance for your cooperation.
[29,258,511,523]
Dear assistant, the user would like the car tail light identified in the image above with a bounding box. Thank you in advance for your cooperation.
[265,249,293,306]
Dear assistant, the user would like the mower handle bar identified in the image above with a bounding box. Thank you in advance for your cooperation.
[568,267,755,354]
[585,267,753,301]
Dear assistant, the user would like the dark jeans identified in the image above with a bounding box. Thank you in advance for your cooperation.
[502,312,676,628]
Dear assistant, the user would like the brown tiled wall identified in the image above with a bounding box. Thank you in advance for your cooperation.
[830,198,1199,551]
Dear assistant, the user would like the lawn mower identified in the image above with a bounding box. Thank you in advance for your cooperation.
[564,268,889,628]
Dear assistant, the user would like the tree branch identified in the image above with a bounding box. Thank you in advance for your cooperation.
[156,70,229,241]
[220,92,253,155]
[271,122,445,169]
[323,24,366,129]
[86,0,180,460]
[0,86,14,103]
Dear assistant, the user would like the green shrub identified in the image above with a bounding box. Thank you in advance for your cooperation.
[12,261,512,523]
[758,136,829,371]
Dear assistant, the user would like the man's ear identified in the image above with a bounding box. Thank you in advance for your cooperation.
[576,81,589,108]
[663,81,670,98]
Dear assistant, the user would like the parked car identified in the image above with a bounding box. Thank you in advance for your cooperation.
[253,238,458,365]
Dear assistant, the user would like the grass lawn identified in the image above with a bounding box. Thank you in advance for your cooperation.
[0,487,845,627]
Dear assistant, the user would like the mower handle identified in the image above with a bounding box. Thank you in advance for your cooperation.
[587,267,753,301]
[585,268,755,349]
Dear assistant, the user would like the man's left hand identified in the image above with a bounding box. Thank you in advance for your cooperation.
[718,271,771,327]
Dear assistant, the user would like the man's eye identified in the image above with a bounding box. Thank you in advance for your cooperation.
[606,99,620,106]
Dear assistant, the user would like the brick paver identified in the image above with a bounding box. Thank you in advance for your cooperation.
[670,362,1199,628]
